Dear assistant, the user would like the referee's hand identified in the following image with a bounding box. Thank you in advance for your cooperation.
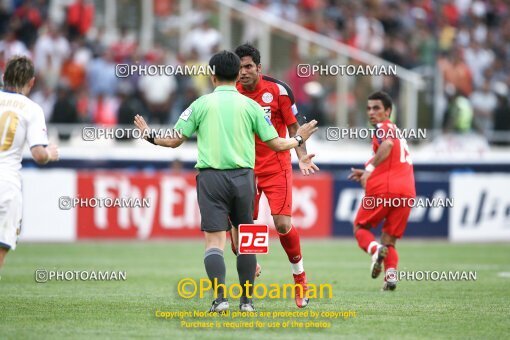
[296,120,318,141]
[134,114,150,139]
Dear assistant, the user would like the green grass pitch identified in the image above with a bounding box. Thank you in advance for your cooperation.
[1,240,509,339]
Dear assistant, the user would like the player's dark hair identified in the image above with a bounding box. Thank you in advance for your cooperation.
[234,43,261,65]
[368,91,393,111]
[3,56,35,89]
[209,50,241,81]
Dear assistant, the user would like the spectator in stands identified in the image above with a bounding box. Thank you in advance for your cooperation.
[90,92,118,126]
[61,50,86,91]
[267,0,299,22]
[138,51,176,124]
[464,40,494,89]
[181,15,220,62]
[67,0,95,40]
[443,83,474,134]
[183,48,211,96]
[470,80,497,136]
[302,81,328,126]
[0,30,30,69]
[439,47,473,97]
[492,82,510,146]
[51,84,79,141]
[116,82,144,141]
[34,23,70,88]
[30,83,56,121]
[355,8,384,55]
[0,4,10,37]
[170,83,199,125]
[12,0,43,49]
[111,26,137,63]
[285,60,313,117]
[86,49,118,98]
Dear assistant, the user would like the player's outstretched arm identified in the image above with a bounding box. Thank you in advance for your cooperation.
[287,122,320,176]
[265,120,318,152]
[134,114,186,148]
[30,144,59,165]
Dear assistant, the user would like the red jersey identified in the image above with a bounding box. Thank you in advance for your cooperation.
[366,120,416,197]
[237,75,298,176]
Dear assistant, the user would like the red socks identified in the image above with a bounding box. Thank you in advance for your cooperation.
[384,245,398,270]
[355,228,376,254]
[278,225,302,263]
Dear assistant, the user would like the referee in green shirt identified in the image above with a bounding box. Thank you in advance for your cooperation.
[134,50,317,313]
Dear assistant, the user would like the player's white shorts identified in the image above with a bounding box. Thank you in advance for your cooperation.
[0,181,22,250]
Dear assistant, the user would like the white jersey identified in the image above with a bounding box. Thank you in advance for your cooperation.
[0,91,49,189]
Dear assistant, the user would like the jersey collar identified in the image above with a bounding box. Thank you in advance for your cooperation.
[1,89,20,94]
[373,118,392,128]
[238,75,264,93]
[214,85,238,92]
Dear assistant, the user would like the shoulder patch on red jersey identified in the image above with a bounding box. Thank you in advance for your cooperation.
[262,75,298,115]
[261,75,296,104]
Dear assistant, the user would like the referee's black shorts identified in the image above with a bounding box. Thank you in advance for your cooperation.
[196,168,255,232]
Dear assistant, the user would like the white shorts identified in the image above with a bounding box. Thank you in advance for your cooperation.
[0,181,22,250]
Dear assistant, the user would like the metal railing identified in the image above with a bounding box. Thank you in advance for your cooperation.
[214,0,425,130]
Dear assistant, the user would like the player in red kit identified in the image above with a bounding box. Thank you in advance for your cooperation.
[348,91,416,291]
[230,44,319,308]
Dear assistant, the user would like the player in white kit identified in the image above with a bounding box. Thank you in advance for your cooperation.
[0,56,59,269]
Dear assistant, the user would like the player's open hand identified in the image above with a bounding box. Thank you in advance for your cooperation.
[299,154,320,176]
[134,114,150,138]
[348,168,364,182]
[360,170,371,189]
[296,120,318,141]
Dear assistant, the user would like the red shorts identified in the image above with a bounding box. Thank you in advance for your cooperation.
[354,194,413,238]
[253,170,292,219]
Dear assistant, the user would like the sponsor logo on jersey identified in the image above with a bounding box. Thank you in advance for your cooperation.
[179,107,192,121]
[262,106,271,118]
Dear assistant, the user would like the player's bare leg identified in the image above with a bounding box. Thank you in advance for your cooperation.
[229,227,262,277]
[204,231,229,312]
[381,233,398,291]
[353,224,388,279]
[273,214,309,308]
[0,247,9,270]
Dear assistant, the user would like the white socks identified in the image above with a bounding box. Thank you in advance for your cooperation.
[291,259,304,275]
[368,241,380,255]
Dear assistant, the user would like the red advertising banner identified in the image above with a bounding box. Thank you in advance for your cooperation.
[77,171,332,239]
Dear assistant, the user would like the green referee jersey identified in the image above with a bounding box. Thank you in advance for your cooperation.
[174,85,278,170]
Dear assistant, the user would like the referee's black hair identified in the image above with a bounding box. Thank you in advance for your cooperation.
[234,43,261,65]
[368,91,393,111]
[209,50,241,81]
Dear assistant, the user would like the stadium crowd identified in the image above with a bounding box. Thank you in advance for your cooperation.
[0,0,509,142]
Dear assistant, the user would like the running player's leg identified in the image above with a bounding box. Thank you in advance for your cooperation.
[0,247,8,269]
[380,232,398,290]
[0,182,22,271]
[353,200,389,279]
[380,205,412,291]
